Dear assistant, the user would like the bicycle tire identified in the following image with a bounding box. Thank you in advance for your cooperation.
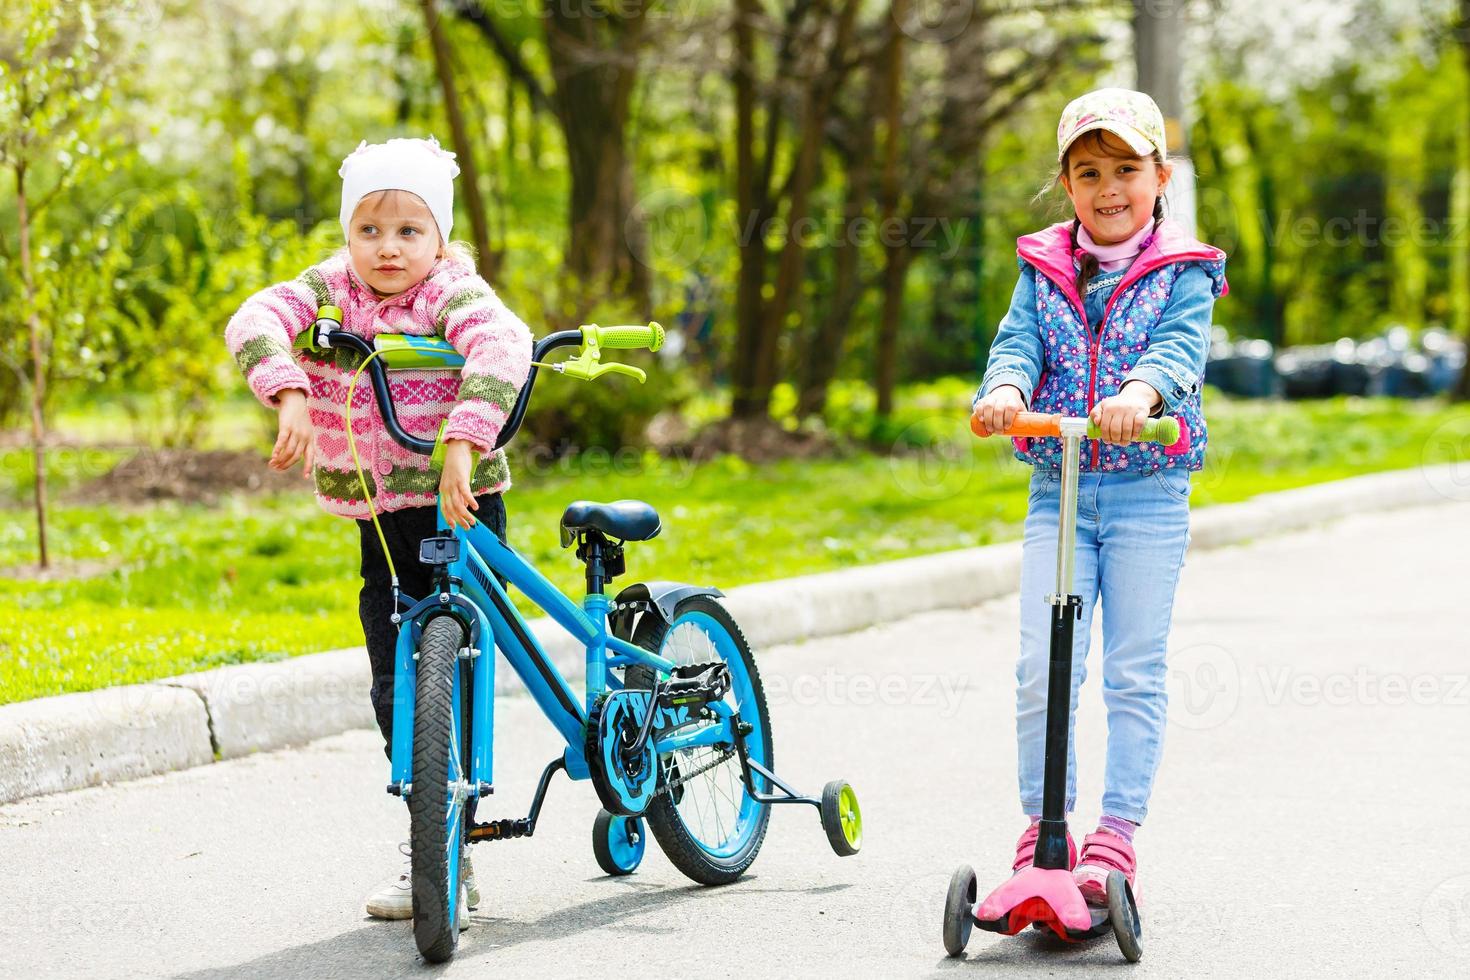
[409,615,467,962]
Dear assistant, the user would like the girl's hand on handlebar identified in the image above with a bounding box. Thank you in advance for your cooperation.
[1089,382,1160,445]
[439,439,479,530]
[971,385,1026,437]
[270,389,315,477]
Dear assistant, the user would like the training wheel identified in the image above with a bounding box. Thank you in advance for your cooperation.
[592,808,646,876]
[942,864,978,957]
[1106,869,1143,962]
[820,780,862,856]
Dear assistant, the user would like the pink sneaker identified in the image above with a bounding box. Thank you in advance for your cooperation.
[1073,830,1137,906]
[1012,821,1077,873]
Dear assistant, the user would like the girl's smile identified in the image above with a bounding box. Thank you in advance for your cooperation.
[1059,131,1171,246]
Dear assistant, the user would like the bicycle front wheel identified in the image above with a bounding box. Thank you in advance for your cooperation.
[624,596,772,885]
[409,615,469,962]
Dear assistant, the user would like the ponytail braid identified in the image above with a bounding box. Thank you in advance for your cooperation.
[1071,219,1100,301]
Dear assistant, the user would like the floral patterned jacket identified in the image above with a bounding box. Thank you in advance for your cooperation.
[975,218,1227,474]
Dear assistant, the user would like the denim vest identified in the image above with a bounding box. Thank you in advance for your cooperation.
[1012,221,1227,475]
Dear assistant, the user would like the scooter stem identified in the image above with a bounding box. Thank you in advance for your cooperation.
[1035,418,1088,869]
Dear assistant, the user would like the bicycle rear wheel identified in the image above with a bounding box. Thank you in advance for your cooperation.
[624,596,772,885]
[409,615,469,962]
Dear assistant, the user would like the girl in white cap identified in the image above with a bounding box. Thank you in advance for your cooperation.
[224,136,533,924]
[971,89,1228,904]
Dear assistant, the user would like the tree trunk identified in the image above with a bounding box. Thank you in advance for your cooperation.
[543,0,650,320]
[289,76,317,233]
[730,0,766,419]
[1452,50,1470,398]
[797,107,876,419]
[751,0,860,413]
[17,163,49,569]
[1384,106,1428,333]
[874,0,907,419]
[422,0,498,281]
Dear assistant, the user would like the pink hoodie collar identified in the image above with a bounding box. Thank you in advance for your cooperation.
[1017,218,1228,314]
[1076,221,1155,273]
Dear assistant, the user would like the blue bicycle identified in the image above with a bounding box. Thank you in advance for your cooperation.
[297,308,863,962]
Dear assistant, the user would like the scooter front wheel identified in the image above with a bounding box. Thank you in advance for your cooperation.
[1106,869,1143,962]
[943,864,978,956]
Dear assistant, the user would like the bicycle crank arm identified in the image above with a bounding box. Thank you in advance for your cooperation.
[467,757,565,843]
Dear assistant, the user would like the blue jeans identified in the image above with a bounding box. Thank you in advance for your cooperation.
[1015,466,1192,825]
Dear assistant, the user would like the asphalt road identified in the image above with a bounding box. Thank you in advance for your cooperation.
[3,500,1468,978]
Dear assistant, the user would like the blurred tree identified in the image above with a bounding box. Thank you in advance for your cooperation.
[729,0,866,421]
[0,0,131,568]
[449,0,652,319]
[420,0,498,279]
[1456,0,1470,400]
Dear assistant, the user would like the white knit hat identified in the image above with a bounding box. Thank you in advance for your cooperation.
[338,136,460,241]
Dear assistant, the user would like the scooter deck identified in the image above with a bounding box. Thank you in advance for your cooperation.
[975,901,1112,942]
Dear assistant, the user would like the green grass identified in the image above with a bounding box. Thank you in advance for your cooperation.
[1,389,1466,704]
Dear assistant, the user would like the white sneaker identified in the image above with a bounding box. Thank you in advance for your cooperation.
[462,847,479,909]
[364,842,479,921]
[364,842,413,920]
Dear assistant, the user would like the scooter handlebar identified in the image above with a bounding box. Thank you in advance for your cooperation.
[972,410,1180,447]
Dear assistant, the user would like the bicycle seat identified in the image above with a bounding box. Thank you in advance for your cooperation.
[559,500,662,547]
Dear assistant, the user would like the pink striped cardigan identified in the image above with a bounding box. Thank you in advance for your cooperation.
[224,250,533,519]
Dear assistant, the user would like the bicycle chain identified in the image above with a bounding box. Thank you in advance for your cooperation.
[655,748,736,798]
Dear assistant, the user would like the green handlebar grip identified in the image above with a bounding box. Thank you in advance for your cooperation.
[1086,415,1180,446]
[586,322,664,352]
[294,306,343,350]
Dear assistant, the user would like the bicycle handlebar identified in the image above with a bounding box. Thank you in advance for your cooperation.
[303,308,582,457]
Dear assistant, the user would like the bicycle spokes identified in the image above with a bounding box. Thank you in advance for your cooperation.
[657,619,752,853]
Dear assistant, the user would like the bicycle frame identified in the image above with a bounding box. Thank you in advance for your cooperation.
[387,508,739,800]
[300,316,739,805]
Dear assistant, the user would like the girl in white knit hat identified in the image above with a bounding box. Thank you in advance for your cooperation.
[224,136,533,924]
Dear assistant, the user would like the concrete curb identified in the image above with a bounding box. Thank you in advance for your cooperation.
[1,464,1462,805]
[0,685,212,803]
[162,649,374,761]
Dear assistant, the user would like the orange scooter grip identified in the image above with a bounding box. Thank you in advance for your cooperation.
[970,410,1063,439]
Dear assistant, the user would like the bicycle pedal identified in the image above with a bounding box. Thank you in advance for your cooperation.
[469,817,532,842]
[659,662,730,707]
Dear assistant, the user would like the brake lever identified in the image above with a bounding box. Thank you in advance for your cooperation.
[591,362,647,383]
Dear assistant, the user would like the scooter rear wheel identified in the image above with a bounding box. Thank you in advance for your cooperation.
[1106,869,1143,962]
[943,864,978,956]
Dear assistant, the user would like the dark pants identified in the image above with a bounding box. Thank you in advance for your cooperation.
[357,494,508,759]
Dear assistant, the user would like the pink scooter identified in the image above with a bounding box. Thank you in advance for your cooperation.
[942,410,1180,963]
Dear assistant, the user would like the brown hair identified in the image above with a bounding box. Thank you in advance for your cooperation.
[1035,130,1166,301]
